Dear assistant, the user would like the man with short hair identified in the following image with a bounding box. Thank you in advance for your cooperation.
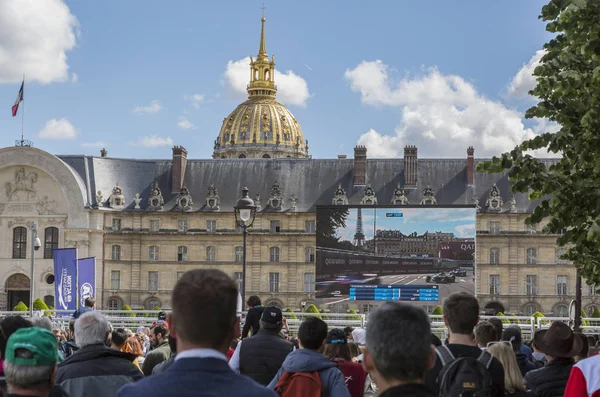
[117,269,276,397]
[424,293,505,396]
[501,326,536,376]
[72,297,95,319]
[56,311,143,396]
[142,324,171,375]
[242,295,265,339]
[3,327,61,397]
[362,302,436,397]
[111,328,129,351]
[475,321,497,350]
[59,321,78,360]
[268,317,350,397]
[151,335,177,375]
[487,318,503,342]
[231,307,293,385]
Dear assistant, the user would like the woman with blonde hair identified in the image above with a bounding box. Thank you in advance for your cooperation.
[487,342,531,396]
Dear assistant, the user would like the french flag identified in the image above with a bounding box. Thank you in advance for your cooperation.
[12,81,23,117]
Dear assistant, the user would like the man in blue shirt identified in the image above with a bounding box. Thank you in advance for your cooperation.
[72,297,95,319]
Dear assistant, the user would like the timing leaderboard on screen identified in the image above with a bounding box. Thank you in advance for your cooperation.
[349,284,439,301]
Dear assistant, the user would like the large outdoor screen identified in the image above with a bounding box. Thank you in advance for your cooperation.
[316,206,476,307]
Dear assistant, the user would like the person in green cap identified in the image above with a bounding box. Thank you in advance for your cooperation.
[3,327,61,397]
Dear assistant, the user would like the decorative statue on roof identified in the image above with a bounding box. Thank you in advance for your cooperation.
[134,193,142,209]
[289,195,298,212]
[360,185,378,205]
[203,183,220,211]
[510,194,517,213]
[391,184,409,205]
[96,191,104,208]
[485,183,503,211]
[108,184,125,209]
[267,181,283,210]
[255,194,262,212]
[473,197,481,211]
[176,186,194,211]
[420,185,437,205]
[332,184,349,205]
[147,182,164,211]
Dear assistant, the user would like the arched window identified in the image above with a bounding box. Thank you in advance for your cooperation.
[107,297,123,310]
[262,154,271,159]
[206,246,216,262]
[112,245,121,261]
[178,246,188,262]
[145,298,161,310]
[254,69,258,80]
[270,247,280,262]
[239,154,247,159]
[265,69,270,80]
[44,227,59,259]
[555,304,569,317]
[149,246,159,261]
[12,227,27,259]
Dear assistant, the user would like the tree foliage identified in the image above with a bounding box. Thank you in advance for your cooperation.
[13,301,28,311]
[478,0,600,284]
[316,207,350,249]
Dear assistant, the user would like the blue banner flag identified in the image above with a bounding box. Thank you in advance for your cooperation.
[77,257,96,305]
[53,248,77,311]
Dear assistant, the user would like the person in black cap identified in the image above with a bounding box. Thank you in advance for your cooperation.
[524,321,582,396]
[230,306,293,385]
[501,326,536,376]
[242,296,265,339]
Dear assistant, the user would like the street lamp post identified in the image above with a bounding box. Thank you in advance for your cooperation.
[29,222,41,318]
[234,187,256,307]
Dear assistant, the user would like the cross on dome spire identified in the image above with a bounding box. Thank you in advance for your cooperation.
[247,9,277,99]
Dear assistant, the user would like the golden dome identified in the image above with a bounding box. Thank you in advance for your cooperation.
[213,16,309,159]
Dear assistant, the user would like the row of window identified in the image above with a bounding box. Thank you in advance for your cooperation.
[487,221,539,234]
[112,219,317,234]
[487,247,569,265]
[111,245,315,263]
[488,274,596,296]
[12,227,59,260]
[109,270,316,293]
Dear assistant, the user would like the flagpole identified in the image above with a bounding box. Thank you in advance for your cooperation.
[21,74,25,144]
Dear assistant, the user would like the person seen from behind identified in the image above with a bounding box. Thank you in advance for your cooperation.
[122,335,144,372]
[116,269,277,397]
[242,295,265,339]
[523,321,582,396]
[58,321,78,360]
[56,311,143,396]
[323,328,376,397]
[362,301,436,397]
[488,318,503,342]
[230,306,293,385]
[424,292,505,396]
[475,321,497,350]
[151,335,177,375]
[110,328,129,351]
[486,342,531,397]
[530,334,547,368]
[0,316,33,377]
[3,328,64,397]
[565,335,600,396]
[72,297,95,319]
[501,326,536,376]
[268,317,350,397]
[141,323,171,375]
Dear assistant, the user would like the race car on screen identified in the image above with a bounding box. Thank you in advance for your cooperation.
[425,273,455,284]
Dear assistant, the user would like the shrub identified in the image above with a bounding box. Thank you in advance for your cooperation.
[33,298,49,311]
[153,306,162,311]
[121,305,135,317]
[510,313,521,324]
[319,309,329,321]
[496,312,510,324]
[304,304,321,319]
[46,305,55,317]
[347,308,361,321]
[13,301,28,311]
[582,309,590,327]
[592,308,600,318]
[284,308,297,320]
[432,306,443,315]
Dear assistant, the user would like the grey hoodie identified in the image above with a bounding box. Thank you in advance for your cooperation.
[267,349,350,397]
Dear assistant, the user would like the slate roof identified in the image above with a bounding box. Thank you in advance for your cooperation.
[56,155,559,213]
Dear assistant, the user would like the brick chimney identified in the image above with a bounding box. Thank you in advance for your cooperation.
[353,146,367,186]
[467,146,475,186]
[403,145,418,187]
[172,146,188,192]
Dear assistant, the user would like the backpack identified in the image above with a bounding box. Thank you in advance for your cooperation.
[436,345,493,397]
[274,371,324,397]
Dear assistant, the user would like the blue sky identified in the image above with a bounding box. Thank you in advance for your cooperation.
[0,0,554,159]
[336,208,476,242]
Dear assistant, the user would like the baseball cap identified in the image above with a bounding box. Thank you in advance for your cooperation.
[502,326,522,348]
[261,306,283,325]
[6,328,59,366]
[326,329,348,344]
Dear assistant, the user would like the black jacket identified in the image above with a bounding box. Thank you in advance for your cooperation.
[516,353,537,377]
[239,328,294,385]
[56,343,143,397]
[379,384,435,397]
[524,357,574,397]
[242,306,265,338]
[59,340,78,360]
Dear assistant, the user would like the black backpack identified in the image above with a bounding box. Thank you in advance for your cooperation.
[436,345,493,397]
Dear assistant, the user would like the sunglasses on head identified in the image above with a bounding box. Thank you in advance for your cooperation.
[487,340,512,348]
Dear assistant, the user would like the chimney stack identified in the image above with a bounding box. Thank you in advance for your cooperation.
[338,155,347,159]
[100,148,107,158]
[353,146,367,186]
[403,145,418,187]
[172,146,188,192]
[467,146,474,186]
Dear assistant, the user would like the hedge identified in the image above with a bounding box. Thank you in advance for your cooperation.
[304,304,321,319]
[432,306,443,315]
[121,305,135,317]
[284,308,297,320]
[13,301,28,311]
[33,298,49,311]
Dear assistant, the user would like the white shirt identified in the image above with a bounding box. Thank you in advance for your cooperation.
[175,348,228,362]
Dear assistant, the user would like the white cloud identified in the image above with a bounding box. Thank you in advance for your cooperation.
[81,141,106,148]
[38,118,78,140]
[132,135,174,148]
[71,73,78,83]
[455,224,476,238]
[0,0,78,84]
[345,60,552,158]
[508,50,545,98]
[223,57,311,107]
[185,94,204,108]
[177,117,195,130]
[132,100,163,114]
